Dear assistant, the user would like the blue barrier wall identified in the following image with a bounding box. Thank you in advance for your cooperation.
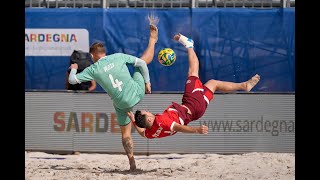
[25,8,295,92]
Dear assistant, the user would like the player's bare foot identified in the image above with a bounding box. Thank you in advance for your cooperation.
[129,159,136,171]
[174,33,194,48]
[246,74,260,92]
[148,14,159,43]
[149,24,158,43]
[148,14,159,26]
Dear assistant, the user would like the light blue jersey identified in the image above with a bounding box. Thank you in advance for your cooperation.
[71,53,150,125]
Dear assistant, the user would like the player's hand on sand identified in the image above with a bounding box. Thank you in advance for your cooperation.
[145,82,152,94]
[197,125,208,134]
[127,111,135,122]
[70,63,78,70]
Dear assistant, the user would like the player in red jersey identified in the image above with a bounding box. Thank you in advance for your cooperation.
[127,33,260,139]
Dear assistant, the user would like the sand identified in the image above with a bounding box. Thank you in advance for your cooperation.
[25,151,294,180]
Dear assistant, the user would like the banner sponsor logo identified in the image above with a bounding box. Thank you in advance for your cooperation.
[53,112,135,134]
[25,28,89,56]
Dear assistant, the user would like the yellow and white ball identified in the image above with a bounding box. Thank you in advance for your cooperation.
[157,48,176,66]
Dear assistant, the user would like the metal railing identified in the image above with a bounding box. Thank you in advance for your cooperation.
[25,0,294,8]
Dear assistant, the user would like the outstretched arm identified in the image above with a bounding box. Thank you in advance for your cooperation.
[68,64,80,84]
[172,123,208,134]
[134,58,151,93]
[127,111,146,138]
[68,63,94,85]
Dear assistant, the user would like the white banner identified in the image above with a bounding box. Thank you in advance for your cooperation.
[25,28,89,56]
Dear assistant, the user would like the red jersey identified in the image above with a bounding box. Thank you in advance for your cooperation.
[144,76,214,139]
[144,104,185,139]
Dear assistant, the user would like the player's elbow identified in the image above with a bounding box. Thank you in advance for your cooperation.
[68,74,78,85]
[135,58,147,68]
[138,131,146,138]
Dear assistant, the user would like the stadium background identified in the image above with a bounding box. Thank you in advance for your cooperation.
[25,0,295,154]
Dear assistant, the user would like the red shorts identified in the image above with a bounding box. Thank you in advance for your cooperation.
[181,76,214,123]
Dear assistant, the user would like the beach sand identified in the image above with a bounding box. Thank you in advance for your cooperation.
[25,151,295,180]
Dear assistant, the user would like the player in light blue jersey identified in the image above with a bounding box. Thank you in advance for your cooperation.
[68,18,158,171]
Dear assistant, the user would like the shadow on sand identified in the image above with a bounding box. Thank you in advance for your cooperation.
[95,168,158,175]
[39,165,158,175]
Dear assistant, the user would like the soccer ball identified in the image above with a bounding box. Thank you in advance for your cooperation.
[157,48,176,66]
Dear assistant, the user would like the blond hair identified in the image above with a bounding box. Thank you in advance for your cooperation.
[89,42,106,54]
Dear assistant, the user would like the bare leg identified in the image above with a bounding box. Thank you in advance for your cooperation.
[140,24,158,64]
[173,34,260,93]
[174,34,198,77]
[204,74,260,93]
[120,124,136,171]
[186,48,199,77]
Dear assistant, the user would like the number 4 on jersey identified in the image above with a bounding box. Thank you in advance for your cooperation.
[109,74,123,91]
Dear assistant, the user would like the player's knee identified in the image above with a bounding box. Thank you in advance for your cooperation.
[121,127,132,137]
[209,79,218,87]
[204,79,218,91]
[208,79,217,84]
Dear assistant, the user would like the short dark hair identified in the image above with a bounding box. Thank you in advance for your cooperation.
[135,110,147,128]
[89,42,106,54]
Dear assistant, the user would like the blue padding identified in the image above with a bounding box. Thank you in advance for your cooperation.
[25,8,295,92]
